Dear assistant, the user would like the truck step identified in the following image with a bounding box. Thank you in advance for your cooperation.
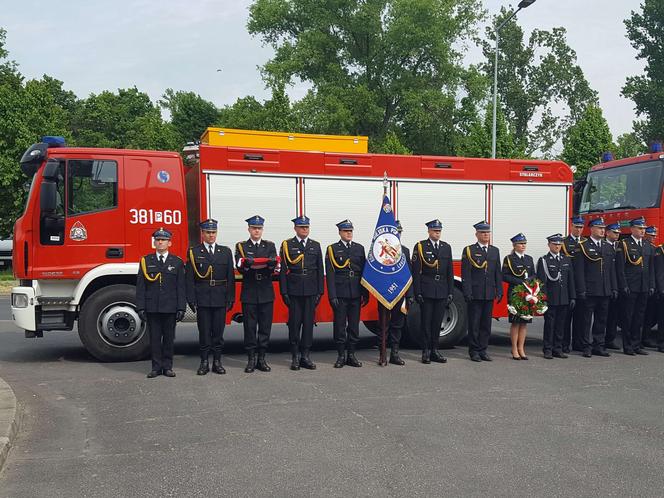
[37,296,73,305]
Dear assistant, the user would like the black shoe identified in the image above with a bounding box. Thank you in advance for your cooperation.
[642,341,657,349]
[290,354,300,371]
[197,360,210,376]
[147,370,161,378]
[299,351,317,370]
[562,347,571,354]
[479,353,492,362]
[635,349,649,355]
[582,352,592,358]
[212,360,226,374]
[256,353,271,372]
[245,353,256,373]
[624,350,636,356]
[346,352,362,367]
[553,352,568,359]
[543,352,553,359]
[512,355,521,360]
[389,350,405,366]
[421,350,431,364]
[593,350,610,357]
[470,354,482,362]
[518,354,528,360]
[430,350,447,363]
[163,369,176,377]
[657,348,664,353]
[334,354,345,368]
[605,342,620,350]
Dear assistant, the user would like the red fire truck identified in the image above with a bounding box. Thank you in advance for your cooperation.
[11,128,574,361]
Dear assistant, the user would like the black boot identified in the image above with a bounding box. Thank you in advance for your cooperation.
[389,346,405,365]
[421,349,431,364]
[245,352,256,373]
[334,346,345,368]
[197,358,210,375]
[430,349,448,363]
[256,352,271,372]
[299,350,317,370]
[290,349,300,370]
[346,348,362,367]
[212,357,226,374]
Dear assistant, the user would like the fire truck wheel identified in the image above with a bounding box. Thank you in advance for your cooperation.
[404,287,467,349]
[78,284,150,362]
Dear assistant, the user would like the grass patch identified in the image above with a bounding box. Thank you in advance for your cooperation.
[0,280,16,295]
[0,268,15,281]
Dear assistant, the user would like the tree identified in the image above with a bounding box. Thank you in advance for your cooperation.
[561,105,613,178]
[247,0,485,155]
[481,10,597,157]
[614,132,646,159]
[159,89,219,143]
[455,103,517,159]
[622,0,664,142]
[217,84,298,132]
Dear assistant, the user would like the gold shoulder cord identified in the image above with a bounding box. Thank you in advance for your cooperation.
[141,256,161,283]
[579,241,603,273]
[506,254,526,277]
[417,242,439,270]
[236,242,246,259]
[621,240,643,266]
[282,240,304,267]
[189,247,212,279]
[465,245,487,270]
[561,242,571,257]
[327,245,350,269]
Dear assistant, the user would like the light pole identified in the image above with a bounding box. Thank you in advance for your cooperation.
[491,0,536,159]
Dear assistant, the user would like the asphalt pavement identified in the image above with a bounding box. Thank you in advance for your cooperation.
[1,312,664,497]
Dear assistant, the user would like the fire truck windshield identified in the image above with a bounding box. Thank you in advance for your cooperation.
[579,159,663,214]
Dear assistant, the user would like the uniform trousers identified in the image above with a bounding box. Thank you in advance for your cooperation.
[621,292,648,353]
[288,295,315,352]
[467,299,494,355]
[543,305,568,354]
[421,298,446,350]
[387,298,406,347]
[333,297,361,350]
[242,302,274,353]
[605,299,621,345]
[581,296,609,353]
[196,306,226,360]
[657,295,664,349]
[564,300,585,351]
[147,312,176,371]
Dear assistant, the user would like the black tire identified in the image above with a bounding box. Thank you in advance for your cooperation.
[78,284,150,362]
[405,286,467,349]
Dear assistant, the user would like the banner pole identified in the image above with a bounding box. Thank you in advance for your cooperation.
[379,304,388,366]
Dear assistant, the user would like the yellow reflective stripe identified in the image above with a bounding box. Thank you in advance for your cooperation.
[141,256,161,283]
[327,245,350,269]
[189,247,212,279]
[417,242,439,269]
[465,245,487,269]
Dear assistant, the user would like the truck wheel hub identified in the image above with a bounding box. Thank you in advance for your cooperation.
[98,304,143,346]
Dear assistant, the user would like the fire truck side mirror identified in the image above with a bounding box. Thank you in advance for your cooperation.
[40,181,57,213]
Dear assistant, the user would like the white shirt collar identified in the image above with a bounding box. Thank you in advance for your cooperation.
[591,237,602,245]
[250,238,262,245]
[429,239,439,246]
[631,235,642,245]
[549,251,560,258]
[206,242,215,251]
[298,237,308,245]
[157,251,169,260]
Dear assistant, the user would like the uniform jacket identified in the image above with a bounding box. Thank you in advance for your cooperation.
[654,244,664,294]
[185,243,235,307]
[536,253,575,306]
[412,239,454,299]
[502,253,536,303]
[461,242,503,300]
[136,253,186,313]
[573,238,617,297]
[615,237,655,293]
[562,235,584,259]
[279,237,324,297]
[235,239,277,304]
[324,240,368,300]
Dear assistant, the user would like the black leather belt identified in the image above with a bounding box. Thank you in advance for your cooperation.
[289,268,316,275]
[254,273,270,280]
[423,273,442,281]
[338,270,359,278]
[197,279,227,286]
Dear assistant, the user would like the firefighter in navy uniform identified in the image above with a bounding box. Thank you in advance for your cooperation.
[279,216,324,371]
[461,221,503,362]
[641,225,659,348]
[615,217,655,356]
[136,228,186,378]
[325,219,369,368]
[385,220,414,365]
[562,216,585,353]
[654,237,664,353]
[573,217,617,358]
[186,219,235,375]
[604,223,622,350]
[235,215,278,373]
[412,219,454,364]
[537,234,576,359]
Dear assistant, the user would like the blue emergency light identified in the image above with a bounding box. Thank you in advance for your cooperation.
[601,151,614,163]
[650,142,663,153]
[41,136,66,147]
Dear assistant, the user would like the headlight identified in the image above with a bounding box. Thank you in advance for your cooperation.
[11,293,28,308]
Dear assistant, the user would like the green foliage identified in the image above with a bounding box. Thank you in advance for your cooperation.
[481,10,597,156]
[159,89,219,143]
[561,105,613,178]
[614,132,646,159]
[622,0,664,142]
[455,102,518,159]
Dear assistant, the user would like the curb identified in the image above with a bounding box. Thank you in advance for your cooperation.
[0,376,19,473]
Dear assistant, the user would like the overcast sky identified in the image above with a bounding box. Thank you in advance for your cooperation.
[2,0,644,140]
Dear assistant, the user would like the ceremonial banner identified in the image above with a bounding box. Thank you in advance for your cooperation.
[361,194,412,309]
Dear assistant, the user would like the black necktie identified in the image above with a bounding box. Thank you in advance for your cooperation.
[209,245,214,256]
[346,242,351,249]
[299,239,305,250]
[159,255,164,265]
[434,242,439,251]
[482,246,487,255]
